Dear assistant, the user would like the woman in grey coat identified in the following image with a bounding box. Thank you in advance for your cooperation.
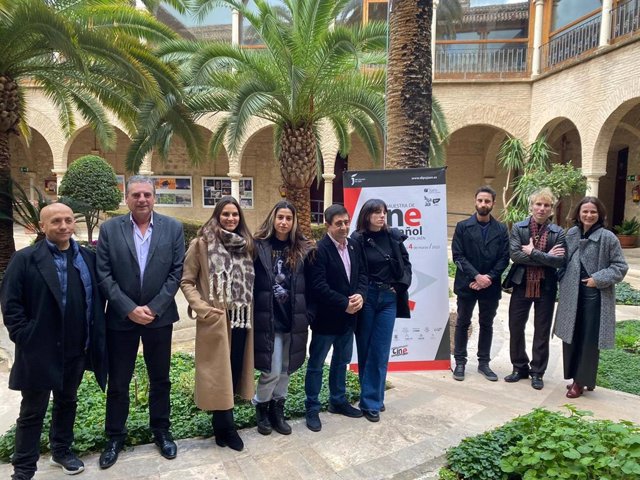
[554,197,628,398]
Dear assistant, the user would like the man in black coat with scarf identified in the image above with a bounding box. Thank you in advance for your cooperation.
[1,203,107,480]
[452,186,509,382]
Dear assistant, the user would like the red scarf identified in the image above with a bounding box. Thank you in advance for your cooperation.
[525,218,550,298]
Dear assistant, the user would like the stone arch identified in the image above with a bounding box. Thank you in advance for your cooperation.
[590,98,640,228]
[25,108,66,169]
[9,126,56,200]
[234,117,274,173]
[446,124,515,219]
[446,104,529,141]
[529,99,589,147]
[592,90,640,174]
[535,116,582,169]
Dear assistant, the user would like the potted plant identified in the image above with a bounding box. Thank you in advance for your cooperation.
[613,216,640,248]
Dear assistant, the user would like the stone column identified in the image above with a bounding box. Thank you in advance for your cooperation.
[432,0,439,73]
[599,0,614,47]
[322,173,336,214]
[27,174,36,203]
[586,174,602,196]
[232,10,241,45]
[139,153,154,176]
[531,0,545,76]
[228,171,242,200]
[51,168,67,198]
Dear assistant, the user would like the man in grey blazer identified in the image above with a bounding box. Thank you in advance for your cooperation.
[96,176,184,469]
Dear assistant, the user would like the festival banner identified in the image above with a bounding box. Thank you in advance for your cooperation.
[344,167,450,371]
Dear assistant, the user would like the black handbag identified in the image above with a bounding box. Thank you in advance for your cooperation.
[501,264,516,293]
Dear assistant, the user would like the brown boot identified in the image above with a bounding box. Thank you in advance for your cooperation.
[566,382,584,399]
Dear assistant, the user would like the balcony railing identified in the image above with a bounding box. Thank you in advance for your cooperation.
[435,43,529,75]
[612,0,640,39]
[542,14,601,70]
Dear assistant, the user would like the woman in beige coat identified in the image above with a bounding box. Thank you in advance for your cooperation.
[180,196,255,451]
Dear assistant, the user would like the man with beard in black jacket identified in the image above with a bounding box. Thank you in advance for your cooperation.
[452,186,510,382]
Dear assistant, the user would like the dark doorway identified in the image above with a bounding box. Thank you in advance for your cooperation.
[612,147,628,229]
[309,154,349,223]
[333,154,348,205]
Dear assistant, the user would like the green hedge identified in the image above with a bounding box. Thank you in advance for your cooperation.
[0,353,361,461]
[440,406,640,480]
[598,320,640,396]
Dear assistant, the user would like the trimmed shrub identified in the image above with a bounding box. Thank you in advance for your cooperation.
[59,155,121,242]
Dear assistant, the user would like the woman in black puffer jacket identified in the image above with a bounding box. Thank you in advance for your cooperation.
[252,200,313,436]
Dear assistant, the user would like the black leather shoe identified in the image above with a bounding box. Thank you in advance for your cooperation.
[478,363,498,382]
[99,439,124,470]
[328,402,363,418]
[531,374,544,390]
[215,429,244,451]
[305,411,322,432]
[154,433,177,459]
[452,364,465,381]
[504,370,529,383]
[380,404,386,412]
[362,410,380,423]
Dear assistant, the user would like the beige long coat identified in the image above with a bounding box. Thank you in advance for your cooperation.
[180,237,255,411]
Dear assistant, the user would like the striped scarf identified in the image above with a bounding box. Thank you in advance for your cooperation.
[525,218,550,298]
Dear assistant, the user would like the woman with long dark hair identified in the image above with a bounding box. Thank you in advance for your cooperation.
[252,200,313,436]
[351,199,412,422]
[554,197,627,398]
[180,196,255,451]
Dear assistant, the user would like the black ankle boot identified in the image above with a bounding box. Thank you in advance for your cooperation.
[212,408,244,450]
[268,398,292,435]
[215,428,244,451]
[255,401,272,435]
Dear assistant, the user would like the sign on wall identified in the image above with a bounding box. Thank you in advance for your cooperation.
[202,177,254,209]
[343,167,450,371]
[151,176,193,207]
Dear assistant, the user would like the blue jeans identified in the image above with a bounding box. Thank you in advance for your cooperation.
[304,329,354,413]
[356,285,397,412]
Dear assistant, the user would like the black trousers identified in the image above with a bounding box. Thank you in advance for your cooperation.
[563,283,601,388]
[211,327,247,434]
[229,327,247,393]
[12,355,85,478]
[454,295,499,365]
[508,282,556,375]
[105,324,173,441]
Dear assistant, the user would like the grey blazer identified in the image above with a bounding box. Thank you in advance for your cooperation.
[96,212,185,331]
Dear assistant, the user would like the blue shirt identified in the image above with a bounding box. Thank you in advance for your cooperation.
[130,213,154,286]
[45,237,93,349]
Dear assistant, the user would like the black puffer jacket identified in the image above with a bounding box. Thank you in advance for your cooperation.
[253,239,310,374]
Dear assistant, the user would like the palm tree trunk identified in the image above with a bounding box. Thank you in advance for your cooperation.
[278,124,317,237]
[0,131,16,273]
[386,0,433,169]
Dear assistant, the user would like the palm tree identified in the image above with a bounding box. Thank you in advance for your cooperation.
[128,0,387,235]
[0,0,181,271]
[385,0,433,169]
